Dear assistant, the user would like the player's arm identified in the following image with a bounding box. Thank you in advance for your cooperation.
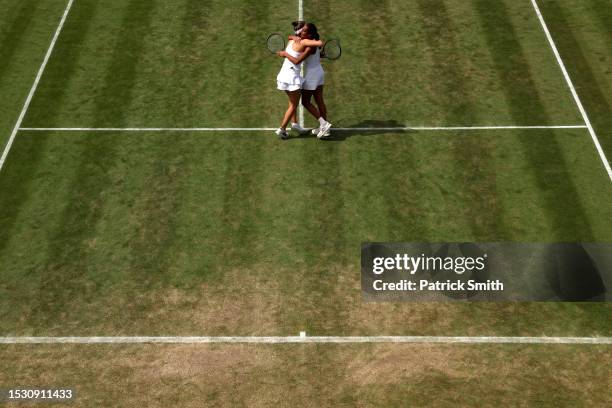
[288,36,324,48]
[299,39,323,47]
[277,46,314,65]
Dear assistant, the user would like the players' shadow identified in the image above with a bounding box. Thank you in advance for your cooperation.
[291,119,413,141]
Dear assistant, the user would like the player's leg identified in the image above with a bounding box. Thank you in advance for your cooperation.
[304,71,329,138]
[281,91,301,127]
[290,96,309,134]
[313,85,331,138]
[291,106,300,129]
[313,85,327,121]
[277,90,301,139]
[301,90,321,120]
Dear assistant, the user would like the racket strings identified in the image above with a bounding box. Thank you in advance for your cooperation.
[267,33,285,53]
[323,40,341,60]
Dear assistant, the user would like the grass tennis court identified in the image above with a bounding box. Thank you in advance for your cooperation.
[0,0,611,405]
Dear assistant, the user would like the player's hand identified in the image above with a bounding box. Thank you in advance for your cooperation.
[277,51,287,58]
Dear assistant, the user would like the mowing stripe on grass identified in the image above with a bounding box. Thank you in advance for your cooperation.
[0,0,74,173]
[18,125,587,132]
[530,0,612,182]
[0,0,42,84]
[0,336,610,344]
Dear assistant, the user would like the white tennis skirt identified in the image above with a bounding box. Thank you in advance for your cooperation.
[277,70,302,91]
[277,81,302,91]
[302,67,325,90]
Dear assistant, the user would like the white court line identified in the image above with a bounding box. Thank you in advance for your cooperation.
[19,127,277,132]
[530,0,612,183]
[18,125,587,132]
[0,335,610,344]
[334,125,587,131]
[298,0,304,21]
[0,0,75,173]
[298,0,305,127]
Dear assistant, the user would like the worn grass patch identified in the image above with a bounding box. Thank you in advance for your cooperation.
[0,344,610,407]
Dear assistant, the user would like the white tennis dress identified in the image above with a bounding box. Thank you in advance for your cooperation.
[276,41,302,91]
[302,47,324,90]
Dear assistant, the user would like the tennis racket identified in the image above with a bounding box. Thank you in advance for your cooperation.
[321,38,341,60]
[267,33,286,54]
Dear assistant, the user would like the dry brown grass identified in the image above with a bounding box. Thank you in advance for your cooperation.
[1,344,610,407]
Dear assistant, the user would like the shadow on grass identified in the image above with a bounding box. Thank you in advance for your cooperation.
[290,119,413,141]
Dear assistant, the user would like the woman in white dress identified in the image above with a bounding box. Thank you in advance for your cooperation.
[275,23,324,140]
[299,23,332,139]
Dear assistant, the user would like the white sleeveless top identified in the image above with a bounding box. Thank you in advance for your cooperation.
[277,41,302,84]
[304,47,323,71]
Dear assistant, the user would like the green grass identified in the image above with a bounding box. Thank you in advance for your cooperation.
[1,130,611,336]
[0,0,69,148]
[0,0,611,405]
[538,0,612,155]
[309,0,582,127]
[22,0,293,128]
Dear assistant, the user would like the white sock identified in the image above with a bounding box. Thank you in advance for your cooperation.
[318,117,327,126]
[291,122,298,127]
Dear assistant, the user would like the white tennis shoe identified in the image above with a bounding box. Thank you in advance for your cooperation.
[275,128,289,140]
[291,123,308,134]
[317,121,332,139]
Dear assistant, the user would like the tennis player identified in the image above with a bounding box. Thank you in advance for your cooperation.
[275,32,318,139]
[284,22,332,139]
[299,23,332,139]
[287,21,310,136]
